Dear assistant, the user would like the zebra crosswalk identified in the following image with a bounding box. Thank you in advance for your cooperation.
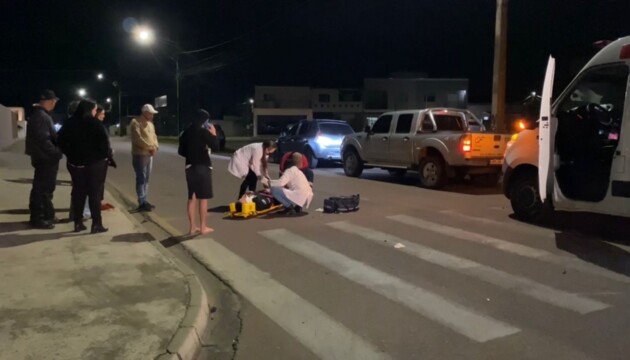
[183,208,628,359]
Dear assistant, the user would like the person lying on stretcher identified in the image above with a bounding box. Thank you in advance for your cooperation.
[261,152,314,215]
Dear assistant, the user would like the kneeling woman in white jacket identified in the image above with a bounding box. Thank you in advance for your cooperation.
[263,152,313,215]
[228,140,277,199]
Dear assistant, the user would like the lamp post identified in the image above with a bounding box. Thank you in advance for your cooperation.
[491,0,509,133]
[133,26,181,134]
[96,73,123,133]
[77,88,87,98]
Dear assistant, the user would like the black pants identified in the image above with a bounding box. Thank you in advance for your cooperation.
[29,158,59,223]
[238,169,258,199]
[68,160,107,226]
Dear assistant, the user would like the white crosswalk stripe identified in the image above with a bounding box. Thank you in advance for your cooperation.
[327,221,610,314]
[388,214,630,284]
[439,210,556,239]
[183,238,391,360]
[260,228,521,343]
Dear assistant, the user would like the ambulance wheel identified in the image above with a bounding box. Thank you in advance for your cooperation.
[419,155,447,189]
[509,173,548,222]
[343,148,363,177]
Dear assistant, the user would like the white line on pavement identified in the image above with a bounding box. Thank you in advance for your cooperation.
[328,221,609,314]
[183,238,390,360]
[387,215,630,284]
[260,229,521,343]
[439,210,556,239]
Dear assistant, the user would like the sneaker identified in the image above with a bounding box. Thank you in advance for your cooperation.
[136,203,152,212]
[29,220,54,230]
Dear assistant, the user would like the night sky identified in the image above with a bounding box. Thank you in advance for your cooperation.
[1,0,629,119]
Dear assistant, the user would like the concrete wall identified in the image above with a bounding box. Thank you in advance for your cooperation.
[254,86,311,109]
[0,104,20,150]
[364,78,469,112]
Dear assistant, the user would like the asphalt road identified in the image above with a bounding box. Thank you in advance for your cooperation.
[107,137,630,360]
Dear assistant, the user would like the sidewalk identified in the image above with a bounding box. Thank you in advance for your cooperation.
[0,143,198,359]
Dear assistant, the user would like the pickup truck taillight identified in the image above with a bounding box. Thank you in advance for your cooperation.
[460,135,472,153]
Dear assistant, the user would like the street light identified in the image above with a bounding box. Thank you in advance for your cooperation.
[97,73,123,131]
[134,26,155,45]
[78,88,87,97]
[132,25,180,134]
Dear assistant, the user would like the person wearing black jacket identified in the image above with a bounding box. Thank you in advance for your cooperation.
[25,89,62,229]
[58,99,110,234]
[178,109,219,235]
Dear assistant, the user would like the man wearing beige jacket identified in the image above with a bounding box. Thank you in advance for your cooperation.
[130,104,159,211]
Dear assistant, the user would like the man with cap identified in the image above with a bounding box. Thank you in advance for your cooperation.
[130,104,160,212]
[25,89,62,229]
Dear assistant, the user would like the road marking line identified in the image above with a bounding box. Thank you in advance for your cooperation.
[388,214,549,258]
[260,229,521,343]
[183,238,390,360]
[328,221,609,314]
[439,210,555,239]
[387,215,630,284]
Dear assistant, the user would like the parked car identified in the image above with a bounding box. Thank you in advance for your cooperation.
[276,119,355,168]
[341,108,511,189]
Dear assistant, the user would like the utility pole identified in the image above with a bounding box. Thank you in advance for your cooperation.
[491,0,508,133]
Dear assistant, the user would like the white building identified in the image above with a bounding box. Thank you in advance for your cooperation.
[252,76,469,135]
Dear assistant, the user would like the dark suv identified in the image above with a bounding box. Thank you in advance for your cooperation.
[276,119,354,168]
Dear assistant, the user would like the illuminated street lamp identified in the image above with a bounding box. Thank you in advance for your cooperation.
[77,88,87,97]
[97,72,123,130]
[106,98,112,103]
[134,26,155,45]
[97,73,104,80]
[133,25,181,133]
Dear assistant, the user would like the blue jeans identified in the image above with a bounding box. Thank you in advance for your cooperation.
[271,186,295,208]
[132,155,153,205]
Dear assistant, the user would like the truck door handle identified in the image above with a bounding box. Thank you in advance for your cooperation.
[381,137,388,141]
[403,137,409,142]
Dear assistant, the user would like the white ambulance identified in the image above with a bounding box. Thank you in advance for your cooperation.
[503,36,630,221]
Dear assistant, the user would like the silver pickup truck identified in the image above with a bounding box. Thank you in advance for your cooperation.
[341,108,511,189]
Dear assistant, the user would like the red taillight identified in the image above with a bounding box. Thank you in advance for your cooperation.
[620,44,630,60]
[460,135,472,153]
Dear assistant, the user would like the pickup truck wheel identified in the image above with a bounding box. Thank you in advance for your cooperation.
[388,169,407,178]
[419,156,447,189]
[509,173,549,222]
[343,149,363,177]
[305,149,318,169]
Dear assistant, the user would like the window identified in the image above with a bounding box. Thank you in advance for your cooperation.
[558,65,629,113]
[395,114,414,133]
[318,123,354,136]
[434,115,464,131]
[297,122,311,136]
[285,124,298,136]
[421,115,435,132]
[372,115,393,134]
[339,90,361,102]
[425,95,436,103]
[263,94,275,101]
[319,94,331,103]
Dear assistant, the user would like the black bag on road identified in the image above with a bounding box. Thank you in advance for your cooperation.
[323,194,360,213]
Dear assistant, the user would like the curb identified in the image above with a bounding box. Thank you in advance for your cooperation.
[105,187,212,360]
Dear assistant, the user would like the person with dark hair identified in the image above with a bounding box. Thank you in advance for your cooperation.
[96,106,116,210]
[58,99,110,234]
[228,140,277,199]
[178,109,219,235]
[25,89,62,229]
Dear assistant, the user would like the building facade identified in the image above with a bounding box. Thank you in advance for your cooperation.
[252,76,469,135]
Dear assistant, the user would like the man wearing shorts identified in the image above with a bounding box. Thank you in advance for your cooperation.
[178,109,219,235]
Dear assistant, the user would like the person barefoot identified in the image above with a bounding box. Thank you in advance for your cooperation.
[178,110,219,236]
